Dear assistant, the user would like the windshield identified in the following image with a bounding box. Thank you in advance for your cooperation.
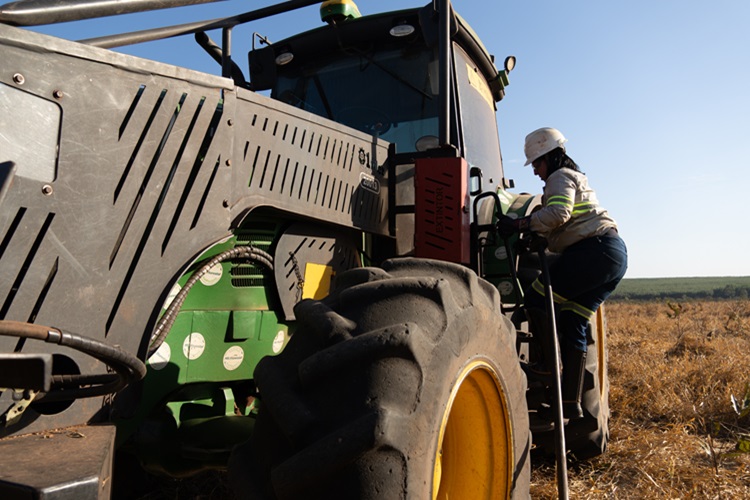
[273,45,439,153]
[454,43,503,183]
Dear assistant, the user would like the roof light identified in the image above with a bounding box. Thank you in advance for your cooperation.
[275,52,294,65]
[389,24,415,37]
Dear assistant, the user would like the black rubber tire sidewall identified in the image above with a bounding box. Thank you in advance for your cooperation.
[534,307,610,459]
[229,258,531,499]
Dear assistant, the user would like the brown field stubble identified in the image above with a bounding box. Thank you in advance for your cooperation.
[531,300,750,499]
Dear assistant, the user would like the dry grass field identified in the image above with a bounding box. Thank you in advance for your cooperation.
[531,300,750,499]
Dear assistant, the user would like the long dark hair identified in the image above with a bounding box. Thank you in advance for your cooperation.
[544,147,582,175]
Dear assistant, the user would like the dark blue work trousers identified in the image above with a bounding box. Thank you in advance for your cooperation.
[526,233,628,352]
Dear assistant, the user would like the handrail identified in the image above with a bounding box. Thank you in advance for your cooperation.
[79,0,322,48]
[0,0,224,26]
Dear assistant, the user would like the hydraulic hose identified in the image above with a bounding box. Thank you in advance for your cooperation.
[0,320,147,401]
[0,245,274,400]
[148,245,274,357]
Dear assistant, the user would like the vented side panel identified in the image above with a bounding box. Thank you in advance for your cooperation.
[414,157,470,264]
[0,24,390,433]
[231,229,275,288]
[231,90,389,235]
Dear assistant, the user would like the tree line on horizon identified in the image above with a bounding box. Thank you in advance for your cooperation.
[610,283,750,302]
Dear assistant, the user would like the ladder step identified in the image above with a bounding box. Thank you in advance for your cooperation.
[516,330,533,343]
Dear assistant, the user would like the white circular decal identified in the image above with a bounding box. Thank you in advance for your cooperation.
[163,283,181,310]
[148,342,171,371]
[183,332,206,360]
[200,263,223,286]
[498,281,515,296]
[272,330,286,354]
[223,346,244,371]
[494,246,508,260]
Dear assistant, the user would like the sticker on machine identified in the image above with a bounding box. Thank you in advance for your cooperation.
[200,263,223,286]
[498,281,515,296]
[148,342,171,371]
[223,346,244,371]
[163,283,181,310]
[494,246,508,260]
[183,332,206,360]
[272,330,286,354]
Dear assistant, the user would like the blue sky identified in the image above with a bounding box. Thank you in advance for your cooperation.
[28,0,750,278]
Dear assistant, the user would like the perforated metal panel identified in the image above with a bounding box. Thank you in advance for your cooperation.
[0,24,389,432]
[230,89,389,234]
[414,157,470,264]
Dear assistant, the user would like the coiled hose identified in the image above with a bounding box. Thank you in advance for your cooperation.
[148,245,274,357]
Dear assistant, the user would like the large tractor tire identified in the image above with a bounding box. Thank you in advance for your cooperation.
[229,258,530,499]
[534,307,610,460]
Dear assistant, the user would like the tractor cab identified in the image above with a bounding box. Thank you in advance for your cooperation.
[249,4,513,189]
[249,3,517,263]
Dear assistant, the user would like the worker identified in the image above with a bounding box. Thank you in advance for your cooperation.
[498,127,628,419]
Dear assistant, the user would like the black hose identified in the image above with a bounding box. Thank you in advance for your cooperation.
[148,245,274,356]
[51,373,118,387]
[0,320,147,401]
[0,245,274,400]
[39,329,146,401]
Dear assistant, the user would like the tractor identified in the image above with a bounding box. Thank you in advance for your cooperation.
[0,0,609,498]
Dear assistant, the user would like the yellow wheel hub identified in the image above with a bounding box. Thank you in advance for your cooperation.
[433,360,514,500]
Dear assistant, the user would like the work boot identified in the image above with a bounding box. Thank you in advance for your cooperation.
[523,307,559,385]
[561,344,587,420]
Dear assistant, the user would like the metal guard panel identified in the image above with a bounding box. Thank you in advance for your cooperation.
[414,157,470,264]
[0,23,234,91]
[0,25,236,433]
[0,424,115,498]
[0,25,388,433]
[231,87,390,235]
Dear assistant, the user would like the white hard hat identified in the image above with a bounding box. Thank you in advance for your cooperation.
[523,127,567,166]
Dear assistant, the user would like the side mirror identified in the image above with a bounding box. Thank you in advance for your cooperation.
[469,166,483,195]
[248,45,278,91]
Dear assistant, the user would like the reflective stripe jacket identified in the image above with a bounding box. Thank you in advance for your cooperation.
[529,168,617,252]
